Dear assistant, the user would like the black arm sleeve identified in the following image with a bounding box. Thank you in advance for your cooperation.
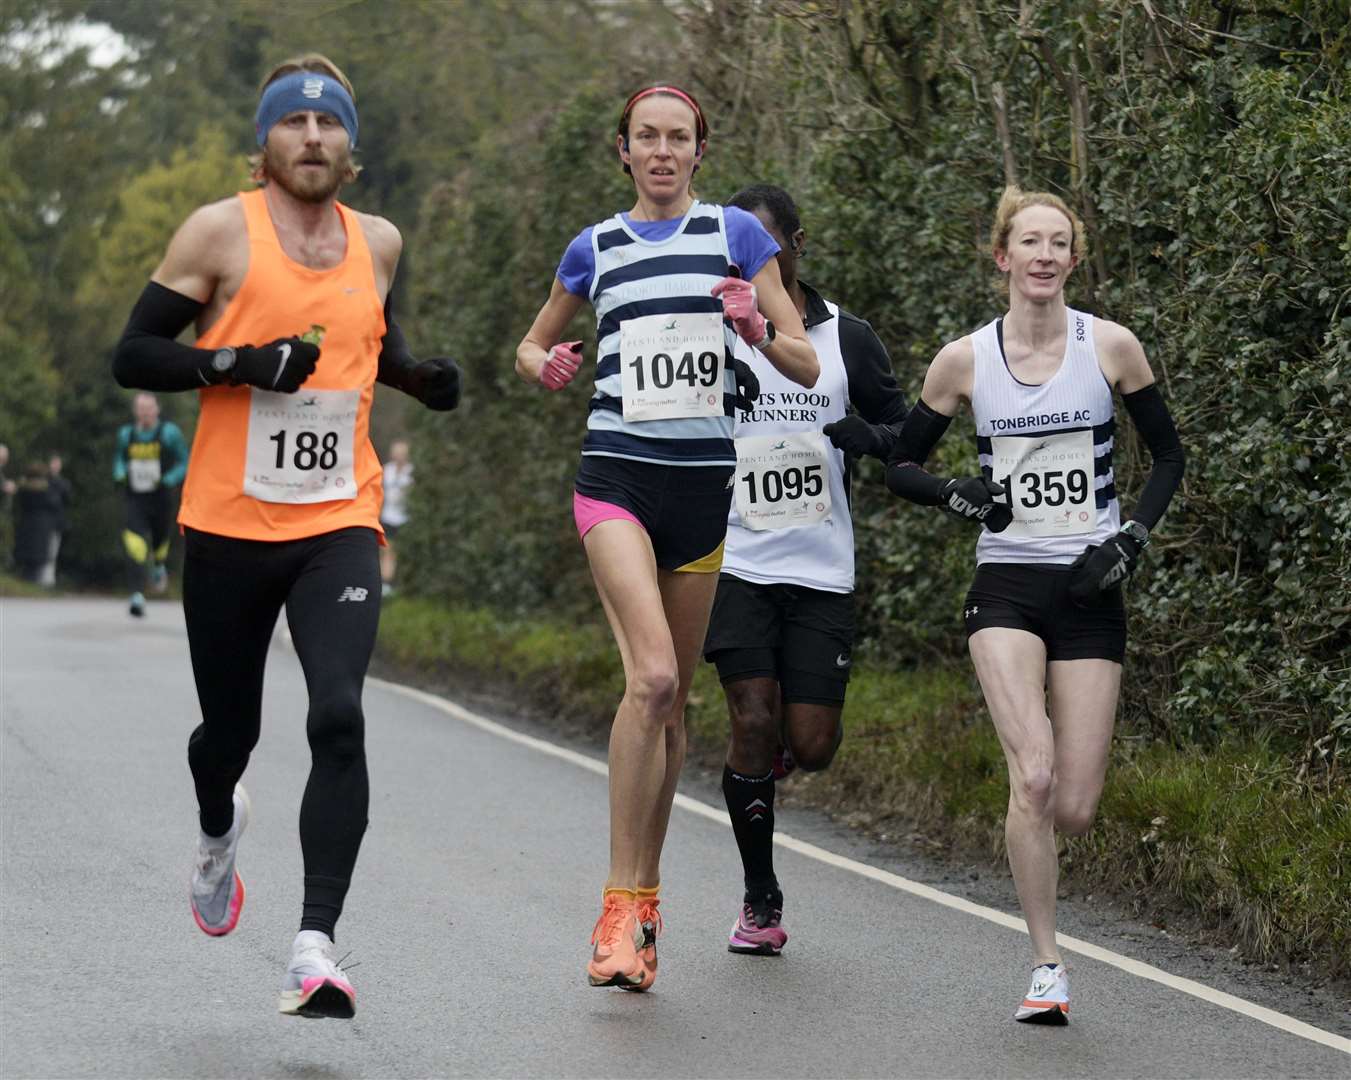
[884,398,953,505]
[840,312,910,460]
[376,294,421,395]
[111,282,216,391]
[1121,382,1185,529]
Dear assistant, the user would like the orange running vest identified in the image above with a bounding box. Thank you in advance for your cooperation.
[182,189,386,541]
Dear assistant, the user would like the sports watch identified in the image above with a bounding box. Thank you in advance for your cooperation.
[1121,520,1150,548]
[754,320,776,352]
[211,347,238,380]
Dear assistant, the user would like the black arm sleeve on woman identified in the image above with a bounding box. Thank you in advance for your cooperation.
[884,399,953,505]
[111,282,216,391]
[840,312,910,460]
[1121,382,1185,529]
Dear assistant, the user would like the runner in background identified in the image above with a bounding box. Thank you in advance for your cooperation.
[515,84,818,991]
[378,438,413,597]
[112,393,189,615]
[38,451,71,587]
[884,186,1184,1023]
[112,52,461,1019]
[703,183,909,956]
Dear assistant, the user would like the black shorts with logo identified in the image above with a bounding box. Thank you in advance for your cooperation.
[963,562,1126,663]
[703,573,855,706]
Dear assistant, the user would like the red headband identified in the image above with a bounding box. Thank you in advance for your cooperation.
[623,86,706,138]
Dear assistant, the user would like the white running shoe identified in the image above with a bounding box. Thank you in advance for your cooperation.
[1014,963,1070,1024]
[278,931,357,1019]
[190,784,250,936]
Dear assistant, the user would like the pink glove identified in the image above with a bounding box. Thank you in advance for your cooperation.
[540,340,583,391]
[711,275,768,347]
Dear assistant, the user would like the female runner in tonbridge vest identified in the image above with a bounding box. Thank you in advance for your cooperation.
[884,186,1184,1023]
[515,84,818,991]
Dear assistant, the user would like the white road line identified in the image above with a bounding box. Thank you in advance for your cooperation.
[371,676,1351,1055]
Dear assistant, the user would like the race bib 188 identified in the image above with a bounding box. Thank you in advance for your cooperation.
[243,388,359,504]
[734,431,832,531]
[989,428,1095,537]
[619,312,726,422]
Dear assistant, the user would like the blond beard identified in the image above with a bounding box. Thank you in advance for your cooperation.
[260,141,349,203]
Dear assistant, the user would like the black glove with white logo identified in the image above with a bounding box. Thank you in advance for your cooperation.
[823,415,885,459]
[407,357,462,411]
[231,337,320,393]
[732,357,760,413]
[938,476,1013,532]
[1068,528,1145,602]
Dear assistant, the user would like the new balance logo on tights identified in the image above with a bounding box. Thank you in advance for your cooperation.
[337,587,368,603]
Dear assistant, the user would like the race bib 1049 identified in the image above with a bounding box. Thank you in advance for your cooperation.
[734,430,832,531]
[989,429,1096,537]
[619,312,726,422]
[243,388,359,504]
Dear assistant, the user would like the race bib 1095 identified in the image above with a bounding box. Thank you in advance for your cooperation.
[734,430,832,531]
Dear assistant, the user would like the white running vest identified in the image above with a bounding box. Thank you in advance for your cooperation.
[972,307,1119,565]
[584,201,740,467]
[721,299,854,593]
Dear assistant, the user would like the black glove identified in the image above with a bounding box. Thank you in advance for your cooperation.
[232,337,320,393]
[407,357,461,411]
[823,415,885,459]
[732,357,759,413]
[939,476,1013,532]
[1068,531,1144,602]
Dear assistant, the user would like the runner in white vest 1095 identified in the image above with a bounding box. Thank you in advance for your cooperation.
[702,184,909,956]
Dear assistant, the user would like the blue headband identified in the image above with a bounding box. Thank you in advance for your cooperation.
[255,71,358,149]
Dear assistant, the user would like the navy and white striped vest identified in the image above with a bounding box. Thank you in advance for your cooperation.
[584,201,740,467]
[972,308,1119,565]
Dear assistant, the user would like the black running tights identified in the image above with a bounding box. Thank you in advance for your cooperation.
[182,526,382,939]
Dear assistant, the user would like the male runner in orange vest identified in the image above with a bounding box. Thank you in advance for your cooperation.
[112,53,460,1020]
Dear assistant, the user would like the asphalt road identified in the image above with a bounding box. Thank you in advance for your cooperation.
[2,597,1348,1079]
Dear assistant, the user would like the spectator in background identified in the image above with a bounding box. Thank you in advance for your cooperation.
[0,444,16,502]
[38,452,71,587]
[379,438,413,597]
[13,460,63,585]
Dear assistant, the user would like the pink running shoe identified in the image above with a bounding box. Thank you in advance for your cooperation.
[771,744,797,780]
[190,785,249,937]
[278,931,356,1019]
[727,890,788,955]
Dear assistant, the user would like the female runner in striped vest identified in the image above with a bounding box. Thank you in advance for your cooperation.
[515,84,818,991]
[885,187,1184,1024]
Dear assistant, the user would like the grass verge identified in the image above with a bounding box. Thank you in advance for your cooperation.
[377,596,1349,980]
[0,571,52,598]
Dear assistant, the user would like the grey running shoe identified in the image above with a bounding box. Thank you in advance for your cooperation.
[190,784,250,936]
[278,931,357,1019]
[129,592,146,617]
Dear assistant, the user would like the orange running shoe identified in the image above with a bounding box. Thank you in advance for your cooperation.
[625,893,663,992]
[587,891,644,987]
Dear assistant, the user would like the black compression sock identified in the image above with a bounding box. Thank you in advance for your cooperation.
[722,764,778,893]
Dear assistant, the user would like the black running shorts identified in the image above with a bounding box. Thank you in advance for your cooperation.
[575,455,733,573]
[703,573,855,706]
[963,562,1126,663]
